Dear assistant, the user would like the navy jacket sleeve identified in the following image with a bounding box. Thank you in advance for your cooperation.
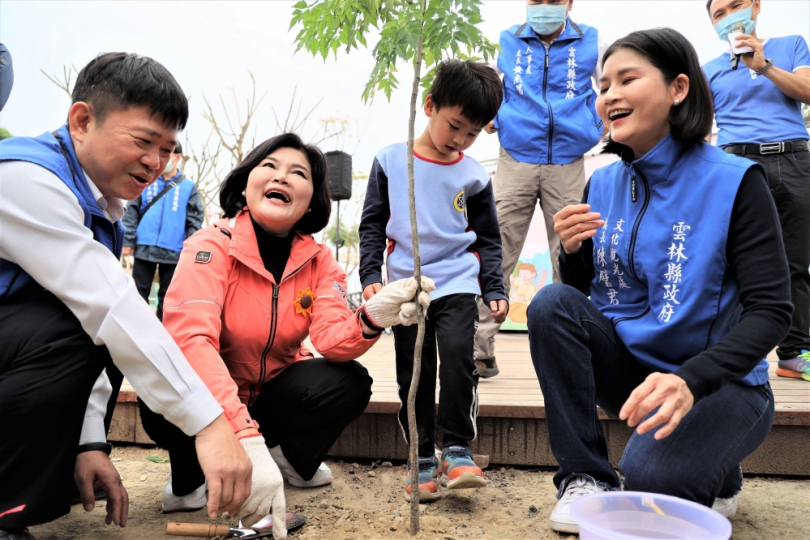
[358,157,390,289]
[185,182,204,239]
[122,197,141,248]
[466,182,508,305]
[558,179,595,293]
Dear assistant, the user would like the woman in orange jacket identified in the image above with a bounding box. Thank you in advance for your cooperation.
[138,133,432,523]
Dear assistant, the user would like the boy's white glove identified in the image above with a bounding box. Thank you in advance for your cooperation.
[362,276,435,329]
[235,435,287,537]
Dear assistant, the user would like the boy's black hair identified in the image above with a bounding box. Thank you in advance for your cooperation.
[220,133,331,234]
[72,52,189,131]
[173,142,183,155]
[428,59,503,127]
[601,28,714,156]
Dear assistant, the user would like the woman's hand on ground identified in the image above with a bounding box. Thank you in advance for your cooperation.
[553,204,605,255]
[619,373,694,440]
[195,414,253,519]
[236,435,287,538]
[363,283,382,300]
[74,450,129,526]
[490,299,509,324]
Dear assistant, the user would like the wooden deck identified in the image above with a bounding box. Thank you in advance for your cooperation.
[111,333,810,476]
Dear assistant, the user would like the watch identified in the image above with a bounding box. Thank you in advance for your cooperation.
[755,58,774,76]
[77,442,113,455]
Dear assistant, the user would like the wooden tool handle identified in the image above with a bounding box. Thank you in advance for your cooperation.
[166,522,232,537]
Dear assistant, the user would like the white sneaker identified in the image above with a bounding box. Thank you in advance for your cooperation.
[549,475,608,534]
[712,494,739,518]
[269,445,332,488]
[161,476,207,513]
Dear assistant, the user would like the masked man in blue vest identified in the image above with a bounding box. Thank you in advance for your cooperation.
[474,0,606,378]
[703,0,810,381]
[122,141,203,321]
[0,53,286,540]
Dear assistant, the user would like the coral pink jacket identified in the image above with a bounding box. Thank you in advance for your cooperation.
[163,209,378,433]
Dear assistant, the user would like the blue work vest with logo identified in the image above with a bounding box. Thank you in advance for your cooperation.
[135,172,194,253]
[495,18,602,165]
[586,135,768,386]
[0,124,124,301]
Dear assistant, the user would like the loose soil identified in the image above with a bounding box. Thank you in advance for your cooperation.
[31,446,808,540]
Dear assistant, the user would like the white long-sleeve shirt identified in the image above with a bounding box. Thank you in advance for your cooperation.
[0,160,223,443]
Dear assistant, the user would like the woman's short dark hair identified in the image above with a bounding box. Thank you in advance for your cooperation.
[601,28,714,156]
[220,133,331,234]
[72,52,188,131]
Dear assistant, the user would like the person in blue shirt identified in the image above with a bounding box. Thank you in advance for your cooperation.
[527,28,791,534]
[0,43,12,112]
[474,0,606,379]
[703,0,810,380]
[359,60,508,503]
[122,141,203,321]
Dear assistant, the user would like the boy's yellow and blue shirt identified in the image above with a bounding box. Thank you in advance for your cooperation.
[359,142,507,306]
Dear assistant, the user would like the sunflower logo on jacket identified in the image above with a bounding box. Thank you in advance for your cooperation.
[294,287,315,316]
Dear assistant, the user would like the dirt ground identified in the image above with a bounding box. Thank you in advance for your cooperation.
[30,446,808,540]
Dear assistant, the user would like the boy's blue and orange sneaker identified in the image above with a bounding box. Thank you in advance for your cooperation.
[405,456,441,502]
[776,350,810,381]
[441,445,487,490]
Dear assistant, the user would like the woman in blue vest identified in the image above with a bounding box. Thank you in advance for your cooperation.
[527,28,792,534]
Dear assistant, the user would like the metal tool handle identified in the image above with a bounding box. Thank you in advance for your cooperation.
[166,522,232,537]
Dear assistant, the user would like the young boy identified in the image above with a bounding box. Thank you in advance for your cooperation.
[359,60,508,501]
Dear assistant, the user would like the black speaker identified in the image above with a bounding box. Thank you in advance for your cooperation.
[325,150,352,201]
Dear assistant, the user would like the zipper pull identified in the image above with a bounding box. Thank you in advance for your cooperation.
[545,53,549,69]
[273,285,279,299]
[631,175,637,203]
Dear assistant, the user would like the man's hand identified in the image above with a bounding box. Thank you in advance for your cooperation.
[121,246,134,257]
[490,299,508,324]
[74,450,128,526]
[619,373,694,440]
[236,435,287,538]
[734,34,767,72]
[195,414,253,519]
[553,204,605,255]
[363,283,382,300]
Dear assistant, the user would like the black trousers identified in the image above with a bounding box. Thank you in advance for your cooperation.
[131,258,177,321]
[741,150,810,359]
[0,295,108,528]
[139,358,372,496]
[392,293,479,458]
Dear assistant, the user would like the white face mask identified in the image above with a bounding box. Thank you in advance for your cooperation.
[527,1,569,36]
[164,156,176,175]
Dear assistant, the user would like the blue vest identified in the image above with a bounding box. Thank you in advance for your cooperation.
[0,124,124,301]
[135,171,194,253]
[587,136,768,387]
[495,18,602,165]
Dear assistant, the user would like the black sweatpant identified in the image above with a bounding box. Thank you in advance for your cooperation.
[139,358,372,496]
[736,149,810,359]
[0,295,108,528]
[131,258,177,321]
[392,293,479,458]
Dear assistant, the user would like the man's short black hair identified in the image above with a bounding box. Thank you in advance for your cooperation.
[428,59,502,127]
[72,52,188,131]
[601,28,714,155]
[220,133,331,234]
[173,142,183,155]
[706,0,713,15]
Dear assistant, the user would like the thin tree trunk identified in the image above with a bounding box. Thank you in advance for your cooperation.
[406,32,425,536]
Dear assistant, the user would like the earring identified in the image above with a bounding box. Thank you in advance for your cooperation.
[241,190,246,197]
[674,99,681,106]
[307,208,312,213]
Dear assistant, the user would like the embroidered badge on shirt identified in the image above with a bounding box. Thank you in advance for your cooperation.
[332,281,347,300]
[294,287,315,316]
[195,251,212,264]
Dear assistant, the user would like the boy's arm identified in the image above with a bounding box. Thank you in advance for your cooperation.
[466,182,508,306]
[358,157,390,290]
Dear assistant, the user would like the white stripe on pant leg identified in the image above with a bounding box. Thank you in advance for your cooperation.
[396,383,409,444]
[469,385,479,442]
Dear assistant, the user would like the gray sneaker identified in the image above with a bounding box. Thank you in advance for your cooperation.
[161,476,207,513]
[712,494,739,518]
[549,475,608,534]
[473,357,500,378]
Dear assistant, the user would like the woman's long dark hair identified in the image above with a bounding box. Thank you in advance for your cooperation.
[219,133,331,234]
[600,28,714,157]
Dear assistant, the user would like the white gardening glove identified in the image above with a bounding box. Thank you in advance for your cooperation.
[235,435,287,538]
[362,276,435,329]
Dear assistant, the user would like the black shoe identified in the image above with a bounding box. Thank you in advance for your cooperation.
[69,484,108,505]
[0,528,37,540]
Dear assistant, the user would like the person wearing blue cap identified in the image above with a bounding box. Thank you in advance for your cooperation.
[703,0,810,381]
[475,0,606,378]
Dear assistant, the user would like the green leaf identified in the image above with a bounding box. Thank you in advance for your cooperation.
[293,0,308,8]
[146,455,170,463]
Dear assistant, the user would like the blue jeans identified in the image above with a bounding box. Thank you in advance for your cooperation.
[527,284,775,506]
